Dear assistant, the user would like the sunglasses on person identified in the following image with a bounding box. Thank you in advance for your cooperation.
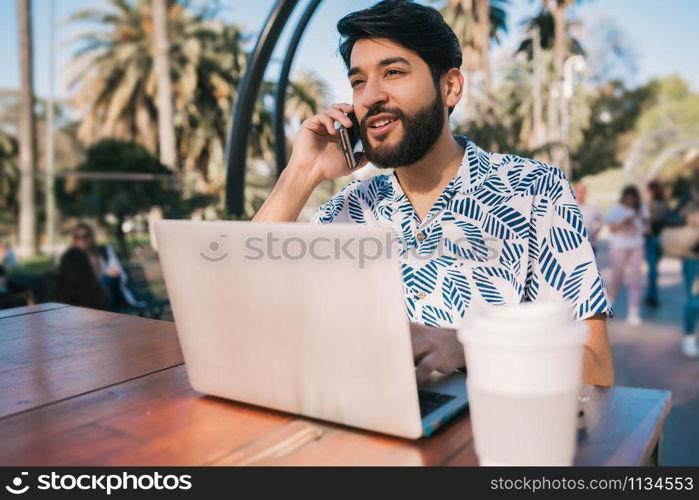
[73,233,92,241]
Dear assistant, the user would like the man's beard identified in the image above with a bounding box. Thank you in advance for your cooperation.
[359,87,445,169]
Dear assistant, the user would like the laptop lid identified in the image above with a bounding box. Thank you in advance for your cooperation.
[155,220,424,439]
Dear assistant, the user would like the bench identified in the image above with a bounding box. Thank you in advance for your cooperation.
[120,263,170,320]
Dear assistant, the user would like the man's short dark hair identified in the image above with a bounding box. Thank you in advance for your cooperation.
[337,0,462,115]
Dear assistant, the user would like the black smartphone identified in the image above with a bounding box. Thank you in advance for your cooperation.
[335,112,364,169]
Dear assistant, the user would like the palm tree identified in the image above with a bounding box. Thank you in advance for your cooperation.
[516,9,584,59]
[474,0,508,110]
[526,1,581,79]
[67,1,328,213]
[176,23,249,191]
[66,0,254,189]
[0,90,87,178]
[286,69,329,125]
[17,0,37,256]
[517,5,585,161]
[151,0,177,170]
[551,0,576,80]
[434,0,509,120]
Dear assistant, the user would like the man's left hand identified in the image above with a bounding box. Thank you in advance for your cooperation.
[410,322,465,383]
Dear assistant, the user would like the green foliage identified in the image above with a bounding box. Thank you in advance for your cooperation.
[516,9,585,59]
[8,255,54,276]
[431,0,510,45]
[618,75,699,181]
[286,70,330,124]
[635,75,699,138]
[65,0,329,215]
[457,57,533,154]
[164,192,219,219]
[572,80,656,179]
[457,113,533,158]
[67,0,253,186]
[0,131,19,225]
[57,139,179,223]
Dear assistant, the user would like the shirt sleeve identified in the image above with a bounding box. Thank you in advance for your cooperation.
[526,167,614,321]
[105,244,127,283]
[309,180,361,225]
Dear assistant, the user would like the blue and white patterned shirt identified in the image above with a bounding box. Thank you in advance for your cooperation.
[311,136,614,328]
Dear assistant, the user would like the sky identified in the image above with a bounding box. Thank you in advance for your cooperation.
[0,0,697,105]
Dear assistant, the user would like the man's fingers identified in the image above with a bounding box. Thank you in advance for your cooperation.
[326,108,353,128]
[304,112,336,136]
[415,353,438,384]
[302,102,361,145]
[409,321,431,338]
[329,102,354,113]
[411,332,431,363]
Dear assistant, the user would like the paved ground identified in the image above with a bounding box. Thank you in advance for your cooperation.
[595,241,699,465]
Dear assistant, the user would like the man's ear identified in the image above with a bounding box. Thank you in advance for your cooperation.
[443,68,464,110]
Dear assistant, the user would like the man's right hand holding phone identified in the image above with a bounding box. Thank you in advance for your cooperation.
[253,103,368,222]
[289,102,367,180]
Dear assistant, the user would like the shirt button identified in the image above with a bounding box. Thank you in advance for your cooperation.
[416,232,425,242]
[416,290,426,299]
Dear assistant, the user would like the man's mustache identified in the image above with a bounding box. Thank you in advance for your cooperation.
[361,107,405,129]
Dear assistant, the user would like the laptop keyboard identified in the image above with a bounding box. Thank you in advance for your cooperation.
[418,390,455,418]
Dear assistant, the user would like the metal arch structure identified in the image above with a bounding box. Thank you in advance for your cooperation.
[621,128,679,185]
[274,0,323,178]
[644,139,699,183]
[224,0,325,216]
[224,0,298,216]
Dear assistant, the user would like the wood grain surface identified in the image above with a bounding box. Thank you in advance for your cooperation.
[0,305,671,466]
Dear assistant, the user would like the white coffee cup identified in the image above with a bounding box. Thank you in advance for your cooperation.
[458,301,587,466]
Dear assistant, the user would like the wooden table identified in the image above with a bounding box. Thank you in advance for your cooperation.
[0,303,672,466]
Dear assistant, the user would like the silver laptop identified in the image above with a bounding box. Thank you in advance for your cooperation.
[154,220,467,439]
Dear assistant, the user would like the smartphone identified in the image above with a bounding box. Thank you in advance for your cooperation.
[335,112,364,169]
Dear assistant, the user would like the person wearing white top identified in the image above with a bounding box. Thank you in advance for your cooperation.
[574,183,603,254]
[605,185,648,326]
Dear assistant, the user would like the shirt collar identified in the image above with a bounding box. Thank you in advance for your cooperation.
[386,135,493,199]
[452,135,493,194]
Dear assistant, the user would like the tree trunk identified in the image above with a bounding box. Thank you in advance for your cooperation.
[552,0,567,80]
[475,0,491,113]
[152,0,177,171]
[531,26,544,149]
[17,0,37,257]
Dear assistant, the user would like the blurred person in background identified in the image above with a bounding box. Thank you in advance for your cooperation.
[0,243,17,269]
[0,264,27,310]
[663,176,699,357]
[0,242,31,308]
[574,182,603,255]
[54,247,109,310]
[605,185,648,326]
[643,180,670,308]
[71,222,139,311]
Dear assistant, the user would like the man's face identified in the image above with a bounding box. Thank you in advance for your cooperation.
[348,38,446,168]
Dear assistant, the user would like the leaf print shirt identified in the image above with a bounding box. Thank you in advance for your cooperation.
[310,135,614,328]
